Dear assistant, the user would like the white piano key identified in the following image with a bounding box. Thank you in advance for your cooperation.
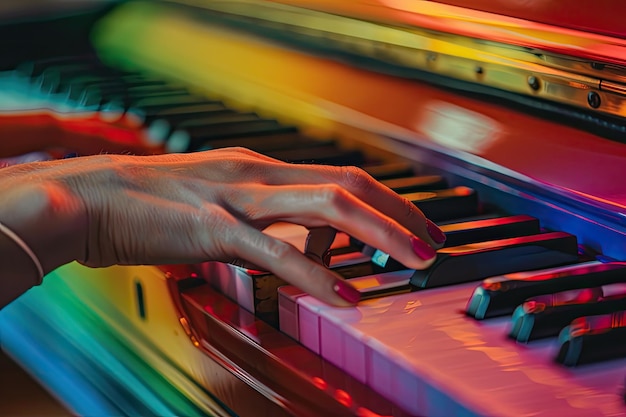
[320,306,367,381]
[277,285,306,340]
[201,261,256,313]
[205,224,357,318]
[294,281,626,417]
[298,299,322,354]
[285,270,414,355]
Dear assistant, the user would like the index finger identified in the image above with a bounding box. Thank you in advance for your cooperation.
[263,163,446,249]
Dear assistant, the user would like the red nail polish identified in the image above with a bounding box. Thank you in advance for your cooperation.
[333,280,361,304]
[411,236,436,260]
[426,219,446,244]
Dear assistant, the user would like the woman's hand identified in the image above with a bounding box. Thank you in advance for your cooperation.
[0,147,445,307]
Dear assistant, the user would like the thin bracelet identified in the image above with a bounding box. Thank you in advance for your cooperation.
[0,221,44,285]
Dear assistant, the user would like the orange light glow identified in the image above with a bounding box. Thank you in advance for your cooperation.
[311,376,328,390]
[334,389,353,408]
[356,407,390,417]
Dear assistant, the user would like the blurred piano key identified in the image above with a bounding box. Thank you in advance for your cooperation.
[167,121,299,153]
[556,310,626,366]
[265,145,366,166]
[402,186,479,222]
[510,285,626,342]
[361,161,415,180]
[440,214,541,247]
[379,174,447,193]
[466,261,626,319]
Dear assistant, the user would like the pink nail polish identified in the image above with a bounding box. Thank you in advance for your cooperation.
[333,280,361,304]
[426,219,446,244]
[411,236,436,260]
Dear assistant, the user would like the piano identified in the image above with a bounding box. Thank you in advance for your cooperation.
[2,1,626,416]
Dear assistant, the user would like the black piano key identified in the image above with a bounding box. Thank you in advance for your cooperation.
[176,112,263,128]
[126,99,226,122]
[354,186,480,258]
[510,289,626,342]
[171,131,302,154]
[161,112,266,148]
[555,311,626,366]
[362,214,543,273]
[14,55,101,79]
[147,109,238,144]
[145,105,232,131]
[402,186,479,222]
[441,215,541,247]
[143,102,227,118]
[265,145,365,166]
[123,96,237,126]
[128,94,211,109]
[167,119,299,152]
[89,84,190,101]
[317,249,405,279]
[410,231,579,289]
[34,65,97,91]
[347,237,367,253]
[379,175,448,194]
[331,261,381,279]
[56,74,167,97]
[74,87,196,111]
[37,64,134,93]
[466,261,626,319]
[199,134,335,154]
[362,161,415,180]
[348,172,447,251]
[88,87,194,111]
[82,74,167,89]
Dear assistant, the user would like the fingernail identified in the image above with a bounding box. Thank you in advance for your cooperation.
[410,236,436,260]
[333,280,361,304]
[426,219,446,244]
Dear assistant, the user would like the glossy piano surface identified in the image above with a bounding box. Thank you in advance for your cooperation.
[285,282,626,416]
[2,1,626,416]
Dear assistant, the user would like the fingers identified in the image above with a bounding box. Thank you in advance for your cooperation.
[206,154,444,251]
[222,183,439,270]
[322,166,445,249]
[227,222,359,307]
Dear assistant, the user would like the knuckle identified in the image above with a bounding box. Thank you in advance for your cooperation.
[317,184,351,210]
[377,217,398,241]
[219,157,260,178]
[227,146,260,157]
[403,196,421,219]
[197,208,237,256]
[265,239,297,262]
[216,153,273,181]
[340,165,374,192]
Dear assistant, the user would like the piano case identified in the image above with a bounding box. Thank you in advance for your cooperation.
[2,1,626,416]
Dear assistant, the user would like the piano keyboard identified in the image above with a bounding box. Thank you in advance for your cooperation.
[4,16,626,417]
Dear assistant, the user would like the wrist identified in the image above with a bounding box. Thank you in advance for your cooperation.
[0,179,87,276]
[0,220,43,307]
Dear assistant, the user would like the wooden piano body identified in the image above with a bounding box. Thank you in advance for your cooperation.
[2,1,626,416]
